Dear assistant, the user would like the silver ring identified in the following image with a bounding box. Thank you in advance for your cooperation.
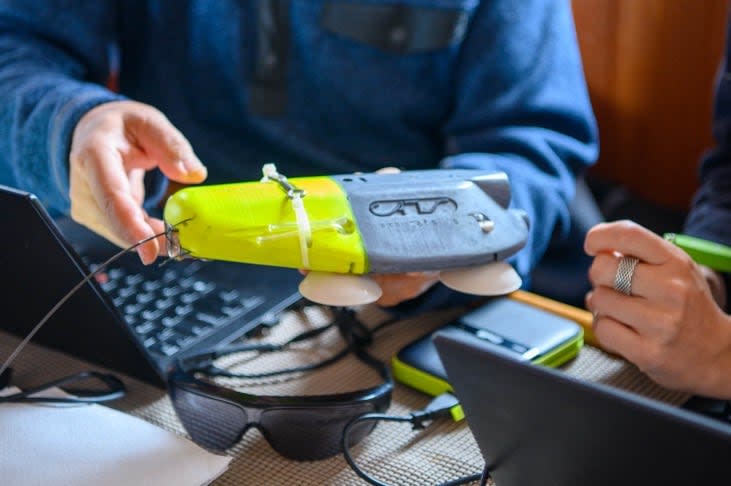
[614,256,639,296]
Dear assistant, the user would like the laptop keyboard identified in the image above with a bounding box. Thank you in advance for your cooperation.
[90,260,267,358]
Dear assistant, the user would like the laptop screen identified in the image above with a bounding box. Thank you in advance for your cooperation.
[434,331,731,486]
[0,185,302,386]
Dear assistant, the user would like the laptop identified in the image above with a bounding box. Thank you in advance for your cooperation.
[0,185,303,387]
[433,331,731,486]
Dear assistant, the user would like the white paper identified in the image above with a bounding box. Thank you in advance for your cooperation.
[0,387,231,486]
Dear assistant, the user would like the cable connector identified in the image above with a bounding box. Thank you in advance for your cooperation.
[409,392,460,430]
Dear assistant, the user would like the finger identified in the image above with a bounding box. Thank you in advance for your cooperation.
[591,313,644,362]
[586,286,666,337]
[126,110,207,183]
[146,215,168,259]
[405,271,440,278]
[584,220,672,264]
[375,273,441,289]
[70,169,129,249]
[127,168,146,205]
[588,252,655,299]
[115,142,152,172]
[371,275,409,307]
[699,265,728,309]
[372,273,439,307]
[73,179,160,263]
[79,144,160,264]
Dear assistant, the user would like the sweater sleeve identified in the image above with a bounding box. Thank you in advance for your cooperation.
[0,1,126,214]
[440,0,598,283]
[388,0,598,317]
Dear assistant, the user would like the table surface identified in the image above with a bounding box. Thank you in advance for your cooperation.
[0,304,690,486]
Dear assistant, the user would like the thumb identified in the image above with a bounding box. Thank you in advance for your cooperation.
[126,109,207,184]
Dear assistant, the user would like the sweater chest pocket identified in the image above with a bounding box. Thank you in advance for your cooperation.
[300,0,480,127]
[319,0,479,55]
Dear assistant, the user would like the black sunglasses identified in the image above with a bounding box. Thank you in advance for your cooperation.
[168,310,394,461]
[168,347,392,461]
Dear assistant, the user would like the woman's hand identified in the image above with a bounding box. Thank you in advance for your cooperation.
[584,220,731,398]
[69,100,207,264]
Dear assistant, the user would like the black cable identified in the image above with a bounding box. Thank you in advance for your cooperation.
[370,315,401,335]
[203,347,351,379]
[190,308,400,380]
[479,463,491,486]
[0,370,126,404]
[197,321,337,359]
[341,393,485,486]
[343,414,410,486]
[188,322,349,379]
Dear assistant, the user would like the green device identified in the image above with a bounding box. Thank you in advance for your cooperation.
[392,294,584,420]
[663,233,731,273]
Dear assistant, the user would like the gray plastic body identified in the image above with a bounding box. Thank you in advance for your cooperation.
[331,170,529,273]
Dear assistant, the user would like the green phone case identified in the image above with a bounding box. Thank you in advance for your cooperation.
[392,295,584,420]
[664,233,731,272]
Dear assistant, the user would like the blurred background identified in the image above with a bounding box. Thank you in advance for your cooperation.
[573,0,729,233]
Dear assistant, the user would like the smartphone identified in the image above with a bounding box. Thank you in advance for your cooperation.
[392,293,584,419]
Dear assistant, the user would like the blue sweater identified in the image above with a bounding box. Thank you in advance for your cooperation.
[0,0,597,302]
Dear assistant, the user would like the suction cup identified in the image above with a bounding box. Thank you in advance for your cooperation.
[438,262,522,296]
[298,271,383,306]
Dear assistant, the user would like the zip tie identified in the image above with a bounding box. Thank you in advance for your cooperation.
[260,163,278,183]
[291,192,311,268]
[261,163,312,268]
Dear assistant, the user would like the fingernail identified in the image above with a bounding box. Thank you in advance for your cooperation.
[179,160,207,182]
[137,247,150,265]
[184,158,206,173]
[137,245,157,266]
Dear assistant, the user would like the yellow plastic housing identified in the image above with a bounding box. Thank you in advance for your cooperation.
[163,177,368,273]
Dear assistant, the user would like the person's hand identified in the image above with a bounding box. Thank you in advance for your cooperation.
[699,265,728,310]
[584,220,731,398]
[69,100,207,264]
[371,272,441,307]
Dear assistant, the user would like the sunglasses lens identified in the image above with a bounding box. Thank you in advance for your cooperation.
[171,385,248,452]
[261,404,378,460]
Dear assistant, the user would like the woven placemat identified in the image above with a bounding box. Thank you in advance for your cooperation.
[0,305,689,485]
